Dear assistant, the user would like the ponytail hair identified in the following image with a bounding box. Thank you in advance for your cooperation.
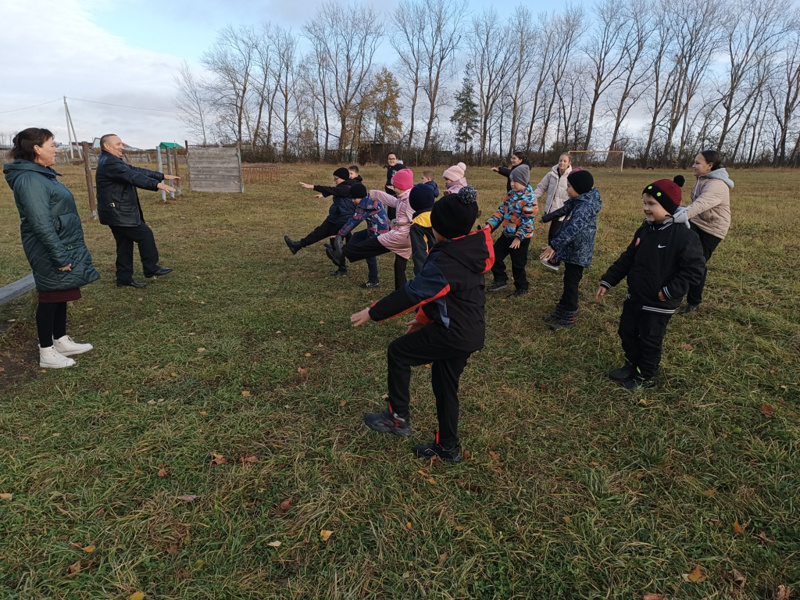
[9,127,54,161]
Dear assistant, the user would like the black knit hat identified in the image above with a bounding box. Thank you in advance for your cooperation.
[567,169,594,195]
[430,186,479,239]
[349,183,367,199]
[643,176,685,214]
[409,183,436,216]
[333,167,350,180]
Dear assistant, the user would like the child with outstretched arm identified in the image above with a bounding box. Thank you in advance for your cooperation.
[350,191,494,463]
[595,176,705,390]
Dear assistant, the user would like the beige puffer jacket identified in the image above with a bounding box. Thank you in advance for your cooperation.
[687,168,733,240]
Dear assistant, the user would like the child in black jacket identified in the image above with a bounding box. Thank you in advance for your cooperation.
[351,191,494,462]
[596,176,705,390]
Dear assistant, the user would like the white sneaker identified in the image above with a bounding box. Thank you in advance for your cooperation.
[53,335,93,356]
[39,345,76,369]
[540,258,560,272]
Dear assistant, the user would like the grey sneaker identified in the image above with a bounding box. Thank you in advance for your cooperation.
[363,410,412,436]
[361,281,381,288]
[488,280,508,292]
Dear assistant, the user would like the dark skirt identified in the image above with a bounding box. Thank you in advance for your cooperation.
[38,288,81,303]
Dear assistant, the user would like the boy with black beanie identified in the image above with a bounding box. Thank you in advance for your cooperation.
[351,187,494,462]
[595,176,705,390]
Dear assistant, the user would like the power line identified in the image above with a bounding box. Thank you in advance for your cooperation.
[0,98,62,114]
[68,96,176,114]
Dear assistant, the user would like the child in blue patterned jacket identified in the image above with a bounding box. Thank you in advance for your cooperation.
[325,183,389,288]
[540,169,601,329]
[484,164,537,297]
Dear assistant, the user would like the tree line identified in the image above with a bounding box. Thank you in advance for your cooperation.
[174,0,800,167]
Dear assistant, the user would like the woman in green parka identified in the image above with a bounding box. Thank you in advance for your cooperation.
[4,128,100,369]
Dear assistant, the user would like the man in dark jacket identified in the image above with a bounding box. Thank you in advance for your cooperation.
[96,134,177,288]
[351,190,494,463]
[384,152,405,219]
[284,167,355,276]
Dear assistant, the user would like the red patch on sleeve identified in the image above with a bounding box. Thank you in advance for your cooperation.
[635,237,640,247]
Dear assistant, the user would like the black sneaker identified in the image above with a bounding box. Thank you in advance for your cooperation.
[609,363,637,382]
[329,269,348,277]
[511,288,529,297]
[363,411,412,436]
[325,243,344,266]
[542,311,560,323]
[361,281,381,288]
[413,441,462,463]
[550,318,576,330]
[622,376,657,391]
[488,280,508,292]
[679,304,699,315]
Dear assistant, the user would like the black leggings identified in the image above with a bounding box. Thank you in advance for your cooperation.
[37,302,67,348]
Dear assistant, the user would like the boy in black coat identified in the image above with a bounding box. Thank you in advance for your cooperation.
[351,190,494,462]
[596,176,705,390]
[284,167,355,276]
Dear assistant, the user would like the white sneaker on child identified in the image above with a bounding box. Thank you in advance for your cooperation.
[53,335,93,356]
[39,345,76,369]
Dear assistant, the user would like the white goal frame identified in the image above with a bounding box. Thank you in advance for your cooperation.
[566,149,625,172]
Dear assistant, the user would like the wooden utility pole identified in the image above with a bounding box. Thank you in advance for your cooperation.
[80,142,97,219]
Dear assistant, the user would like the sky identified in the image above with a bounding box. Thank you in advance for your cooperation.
[0,0,567,150]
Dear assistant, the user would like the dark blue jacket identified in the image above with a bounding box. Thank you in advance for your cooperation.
[549,188,602,268]
[369,228,494,353]
[424,180,440,198]
[4,159,100,291]
[96,151,164,227]
[313,182,356,225]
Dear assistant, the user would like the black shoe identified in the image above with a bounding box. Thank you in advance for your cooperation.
[550,318,577,331]
[488,280,508,292]
[325,243,344,266]
[364,410,412,436]
[284,235,303,255]
[329,269,348,277]
[542,311,561,323]
[361,281,381,288]
[679,304,699,315]
[622,376,657,391]
[609,363,637,382]
[117,280,146,288]
[145,266,173,278]
[511,288,529,297]
[413,441,462,463]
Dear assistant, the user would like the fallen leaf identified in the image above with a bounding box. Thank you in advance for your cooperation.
[417,469,428,476]
[177,494,198,502]
[123,389,132,394]
[489,450,500,461]
[68,561,81,574]
[267,540,282,548]
[241,390,251,397]
[304,353,311,357]
[157,466,168,478]
[320,529,333,542]
[339,400,346,407]
[643,594,669,600]
[424,364,431,369]
[199,411,207,416]
[83,545,95,553]
[209,453,227,466]
[562,516,571,523]
[239,455,259,464]
[733,520,745,534]
[761,404,775,418]
[318,320,324,324]
[194,559,205,569]
[0,493,12,501]
[165,543,179,555]
[426,477,436,485]
[279,498,293,512]
[297,366,308,375]
[757,531,773,545]
[406,522,413,530]
[438,552,448,566]
[686,565,707,583]
[454,525,465,531]
[197,347,206,353]
[728,569,746,588]
[130,592,146,600]
[680,342,695,350]
[703,489,717,496]
[52,432,60,437]
[462,450,471,460]
[590,461,600,466]
[776,585,791,600]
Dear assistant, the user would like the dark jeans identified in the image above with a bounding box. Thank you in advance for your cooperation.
[386,324,472,447]
[491,235,531,291]
[618,300,672,379]
[349,230,379,283]
[687,224,722,306]
[343,236,408,290]
[557,262,584,312]
[110,223,159,283]
[36,302,67,347]
[300,218,346,248]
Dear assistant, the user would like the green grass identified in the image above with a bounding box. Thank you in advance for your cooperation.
[1,163,798,599]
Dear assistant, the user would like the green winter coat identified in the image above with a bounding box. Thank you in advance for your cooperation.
[4,159,100,292]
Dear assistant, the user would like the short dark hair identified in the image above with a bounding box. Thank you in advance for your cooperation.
[100,133,118,152]
[700,150,723,170]
[9,128,54,161]
[512,150,528,162]
[348,165,359,173]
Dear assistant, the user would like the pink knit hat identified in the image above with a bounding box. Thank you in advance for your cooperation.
[443,162,466,181]
[391,168,414,191]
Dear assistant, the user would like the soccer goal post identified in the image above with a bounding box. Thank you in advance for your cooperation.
[566,150,625,172]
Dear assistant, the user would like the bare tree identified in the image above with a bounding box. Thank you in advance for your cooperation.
[769,26,800,164]
[174,60,210,145]
[274,27,298,159]
[304,2,384,159]
[504,6,538,156]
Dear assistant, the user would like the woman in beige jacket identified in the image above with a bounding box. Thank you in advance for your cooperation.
[534,153,573,271]
[679,150,733,314]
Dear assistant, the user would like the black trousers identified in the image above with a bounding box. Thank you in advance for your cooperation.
[343,236,408,290]
[36,302,67,347]
[110,223,159,283]
[491,235,531,291]
[386,324,472,447]
[300,218,347,248]
[547,219,563,265]
[687,224,722,306]
[557,263,584,311]
[618,300,672,379]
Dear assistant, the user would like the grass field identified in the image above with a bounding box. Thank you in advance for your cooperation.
[0,162,798,599]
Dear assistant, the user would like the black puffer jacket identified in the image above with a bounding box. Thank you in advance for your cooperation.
[496,159,531,192]
[96,151,164,227]
[313,182,356,225]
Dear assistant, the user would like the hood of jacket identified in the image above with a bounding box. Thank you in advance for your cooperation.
[701,168,734,189]
[434,228,493,275]
[4,159,60,188]
[575,187,602,213]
